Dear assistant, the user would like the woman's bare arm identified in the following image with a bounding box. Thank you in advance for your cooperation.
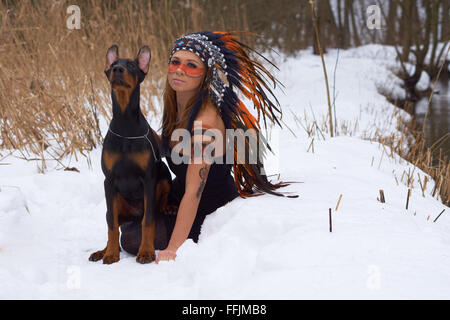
[166,162,211,251]
[165,122,215,251]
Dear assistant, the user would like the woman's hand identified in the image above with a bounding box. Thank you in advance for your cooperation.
[155,248,177,264]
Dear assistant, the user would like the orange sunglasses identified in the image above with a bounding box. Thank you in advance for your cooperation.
[168,59,205,77]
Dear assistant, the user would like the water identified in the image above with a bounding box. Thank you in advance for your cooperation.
[414,78,450,156]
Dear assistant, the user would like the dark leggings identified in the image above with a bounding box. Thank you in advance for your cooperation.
[120,173,238,254]
[120,199,235,254]
[120,211,173,255]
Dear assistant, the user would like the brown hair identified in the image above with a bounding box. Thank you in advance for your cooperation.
[161,70,213,141]
[161,31,299,199]
[161,59,298,199]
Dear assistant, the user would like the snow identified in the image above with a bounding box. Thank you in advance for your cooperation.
[1,44,449,299]
[416,70,430,92]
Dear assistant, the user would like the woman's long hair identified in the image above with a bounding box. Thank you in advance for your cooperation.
[162,70,298,198]
[161,36,299,199]
[161,68,213,142]
[161,78,197,138]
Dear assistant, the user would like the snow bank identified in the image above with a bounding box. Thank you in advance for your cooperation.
[1,44,448,299]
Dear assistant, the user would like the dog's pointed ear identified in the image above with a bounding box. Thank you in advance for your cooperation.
[137,45,151,74]
[106,45,119,72]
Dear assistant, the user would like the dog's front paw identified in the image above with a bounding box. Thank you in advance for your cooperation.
[102,253,120,265]
[136,250,156,264]
[89,249,106,262]
[162,204,178,216]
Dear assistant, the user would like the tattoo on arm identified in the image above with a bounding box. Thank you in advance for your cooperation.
[196,165,209,199]
[191,128,216,160]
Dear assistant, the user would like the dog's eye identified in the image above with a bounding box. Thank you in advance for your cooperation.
[127,62,136,70]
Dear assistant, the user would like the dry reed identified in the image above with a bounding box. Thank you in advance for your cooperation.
[0,0,249,169]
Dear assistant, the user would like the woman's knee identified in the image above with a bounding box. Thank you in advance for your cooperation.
[120,214,170,254]
[120,221,141,255]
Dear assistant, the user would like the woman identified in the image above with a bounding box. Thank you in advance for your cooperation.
[120,31,298,263]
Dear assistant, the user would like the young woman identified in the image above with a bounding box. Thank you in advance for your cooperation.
[120,31,298,263]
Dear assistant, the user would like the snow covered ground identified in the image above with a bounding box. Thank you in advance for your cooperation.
[1,44,449,299]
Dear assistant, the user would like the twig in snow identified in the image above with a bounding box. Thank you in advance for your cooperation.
[417,173,424,197]
[335,194,343,211]
[279,117,297,138]
[290,109,308,135]
[434,178,443,200]
[406,188,411,210]
[394,175,399,186]
[329,208,332,233]
[307,138,315,153]
[401,170,406,183]
[378,148,385,170]
[433,209,445,223]
[313,120,326,141]
[308,103,326,141]
[0,150,14,162]
[379,189,385,203]
[423,176,428,195]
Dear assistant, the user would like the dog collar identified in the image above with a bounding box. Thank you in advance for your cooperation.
[108,126,160,162]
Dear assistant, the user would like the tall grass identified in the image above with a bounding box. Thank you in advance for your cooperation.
[0,1,447,205]
[0,0,249,168]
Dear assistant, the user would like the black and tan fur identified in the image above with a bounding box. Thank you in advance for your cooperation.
[88,44,174,264]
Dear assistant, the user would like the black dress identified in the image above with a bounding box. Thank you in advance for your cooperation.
[162,143,240,243]
[120,138,239,253]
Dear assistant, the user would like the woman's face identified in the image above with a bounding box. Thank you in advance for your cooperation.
[168,50,206,93]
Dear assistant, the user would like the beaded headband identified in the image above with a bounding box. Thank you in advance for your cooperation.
[163,31,298,199]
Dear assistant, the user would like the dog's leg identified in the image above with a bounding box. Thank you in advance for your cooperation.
[89,179,121,264]
[157,179,177,215]
[103,179,121,264]
[157,162,178,216]
[136,177,156,264]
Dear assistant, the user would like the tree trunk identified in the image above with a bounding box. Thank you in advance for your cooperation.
[349,0,360,46]
[318,0,337,49]
[400,0,413,62]
[336,0,344,48]
[342,0,351,48]
[443,0,449,42]
[385,0,398,45]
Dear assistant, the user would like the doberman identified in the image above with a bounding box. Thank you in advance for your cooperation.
[89,44,174,264]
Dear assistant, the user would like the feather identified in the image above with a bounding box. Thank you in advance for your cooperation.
[169,30,300,198]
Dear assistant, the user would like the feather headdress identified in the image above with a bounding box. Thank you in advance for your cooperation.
[162,30,299,198]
